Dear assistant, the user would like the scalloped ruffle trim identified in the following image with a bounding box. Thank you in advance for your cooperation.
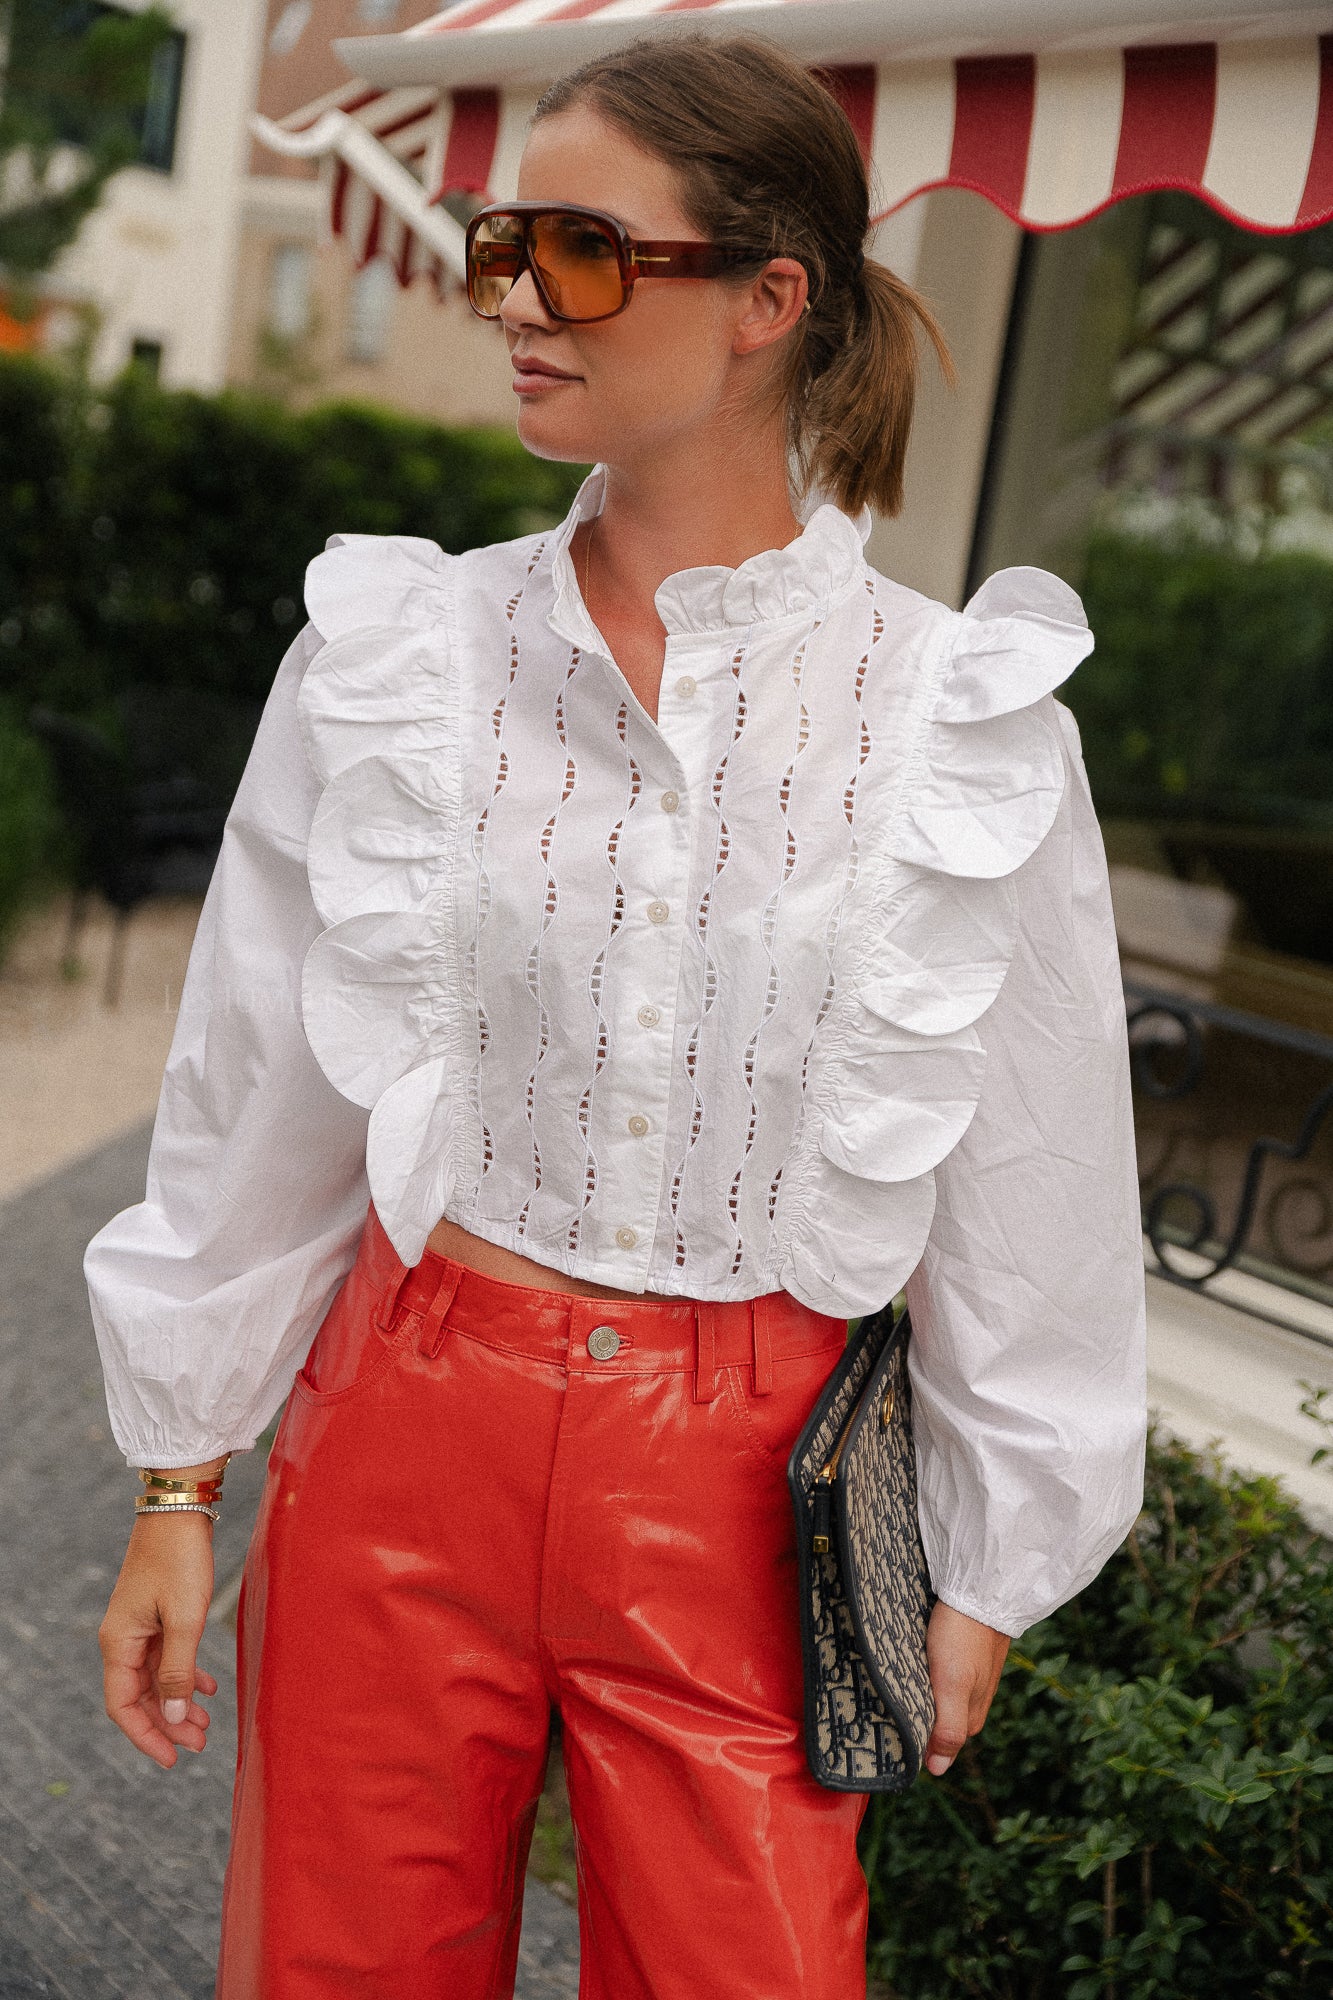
[777,565,1092,1319]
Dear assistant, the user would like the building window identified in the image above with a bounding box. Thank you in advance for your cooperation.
[268,243,313,341]
[345,259,395,364]
[268,1,312,56]
[136,28,187,173]
[129,337,162,378]
[8,2,186,174]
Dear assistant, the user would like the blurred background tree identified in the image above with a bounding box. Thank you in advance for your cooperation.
[0,351,584,967]
[0,0,177,305]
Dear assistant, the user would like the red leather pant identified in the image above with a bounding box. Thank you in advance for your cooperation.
[217,1202,869,1998]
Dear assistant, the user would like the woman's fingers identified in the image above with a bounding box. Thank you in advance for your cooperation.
[924,1601,1011,1776]
[102,1637,214,1764]
[157,1611,208,1725]
[924,1679,970,1776]
[99,1517,216,1765]
[102,1640,180,1769]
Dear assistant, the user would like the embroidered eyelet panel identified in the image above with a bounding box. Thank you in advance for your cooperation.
[295,483,1080,1310]
[83,466,1147,1635]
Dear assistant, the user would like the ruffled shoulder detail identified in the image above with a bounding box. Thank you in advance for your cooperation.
[777,565,1092,1319]
[886,564,1092,881]
[298,533,455,787]
[304,531,451,646]
[293,533,464,1266]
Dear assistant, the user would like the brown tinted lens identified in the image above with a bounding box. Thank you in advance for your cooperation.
[468,213,525,316]
[530,213,626,320]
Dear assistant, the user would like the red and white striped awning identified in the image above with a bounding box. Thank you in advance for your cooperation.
[252,1,1333,292]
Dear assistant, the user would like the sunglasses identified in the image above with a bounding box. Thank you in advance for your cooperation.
[464,201,766,325]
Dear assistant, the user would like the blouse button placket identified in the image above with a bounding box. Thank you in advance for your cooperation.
[601,644,713,1282]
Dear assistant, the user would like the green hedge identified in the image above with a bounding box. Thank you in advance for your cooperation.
[0,705,60,958]
[863,1429,1333,1997]
[0,354,584,949]
[1074,528,1333,826]
[0,354,583,721]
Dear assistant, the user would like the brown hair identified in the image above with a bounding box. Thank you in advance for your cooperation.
[534,33,953,517]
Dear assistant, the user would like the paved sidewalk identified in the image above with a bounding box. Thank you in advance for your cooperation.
[0,1123,580,1997]
[0,893,204,1206]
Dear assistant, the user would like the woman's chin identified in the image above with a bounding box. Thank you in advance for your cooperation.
[514,402,598,466]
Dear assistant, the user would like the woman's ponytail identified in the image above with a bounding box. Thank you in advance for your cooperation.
[536,34,953,520]
[799,260,954,519]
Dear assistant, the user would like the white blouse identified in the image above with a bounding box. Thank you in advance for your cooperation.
[84,463,1147,1638]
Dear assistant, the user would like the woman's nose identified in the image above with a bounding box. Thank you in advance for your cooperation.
[498,260,557,332]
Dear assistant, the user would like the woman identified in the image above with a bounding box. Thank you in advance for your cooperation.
[87,32,1147,2000]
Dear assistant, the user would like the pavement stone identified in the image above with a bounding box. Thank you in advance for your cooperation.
[0,1122,581,1996]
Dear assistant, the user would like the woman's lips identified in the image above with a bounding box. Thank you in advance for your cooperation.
[512,359,580,395]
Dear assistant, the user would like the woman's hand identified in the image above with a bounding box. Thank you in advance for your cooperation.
[99,1502,219,1769]
[924,1600,1010,1776]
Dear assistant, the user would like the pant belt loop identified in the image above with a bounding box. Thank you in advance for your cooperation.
[375,1261,413,1332]
[751,1296,773,1397]
[419,1266,463,1360]
[694,1303,718,1404]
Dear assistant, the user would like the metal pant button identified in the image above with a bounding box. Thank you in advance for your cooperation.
[587,1324,621,1360]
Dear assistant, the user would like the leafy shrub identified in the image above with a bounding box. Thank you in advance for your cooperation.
[863,1428,1333,1998]
[0,704,60,954]
[1074,529,1333,826]
[0,354,585,955]
[0,357,584,722]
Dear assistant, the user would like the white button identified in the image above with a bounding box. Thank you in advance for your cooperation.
[615,1225,638,1250]
[660,790,680,814]
[637,1004,661,1028]
[647,899,670,925]
[674,675,697,699]
[627,1114,650,1138]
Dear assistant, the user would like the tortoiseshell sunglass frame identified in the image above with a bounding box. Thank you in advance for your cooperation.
[464,200,767,325]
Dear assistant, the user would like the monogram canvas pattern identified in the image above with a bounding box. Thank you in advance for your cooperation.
[788,1311,934,1792]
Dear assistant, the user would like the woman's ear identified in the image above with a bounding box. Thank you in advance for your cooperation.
[731,257,808,358]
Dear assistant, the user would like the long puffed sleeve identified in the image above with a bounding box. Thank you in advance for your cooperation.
[83,623,372,1468]
[903,698,1147,1637]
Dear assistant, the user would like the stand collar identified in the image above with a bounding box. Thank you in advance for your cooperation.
[548,463,872,648]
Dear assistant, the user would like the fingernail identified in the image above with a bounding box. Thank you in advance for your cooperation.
[163,1697,188,1724]
[926,1753,953,1776]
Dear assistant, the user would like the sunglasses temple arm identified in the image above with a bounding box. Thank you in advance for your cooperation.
[630,242,763,279]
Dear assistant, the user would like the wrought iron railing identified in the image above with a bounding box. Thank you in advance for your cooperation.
[1125,979,1333,1321]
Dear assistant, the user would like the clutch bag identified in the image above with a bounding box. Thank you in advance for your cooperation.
[786,1299,936,1792]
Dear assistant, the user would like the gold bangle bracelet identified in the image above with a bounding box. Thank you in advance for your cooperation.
[136,1487,223,1504]
[139,1471,228,1492]
[136,1487,221,1501]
